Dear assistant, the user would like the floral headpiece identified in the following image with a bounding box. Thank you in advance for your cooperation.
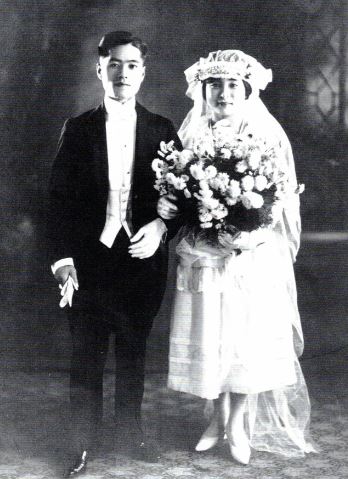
[184,50,272,99]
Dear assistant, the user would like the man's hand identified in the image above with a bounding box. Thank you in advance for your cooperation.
[157,193,179,220]
[129,219,166,259]
[54,265,79,287]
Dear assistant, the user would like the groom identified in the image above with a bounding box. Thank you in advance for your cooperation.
[48,31,181,477]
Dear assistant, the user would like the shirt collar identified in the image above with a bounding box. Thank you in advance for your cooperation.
[104,96,136,120]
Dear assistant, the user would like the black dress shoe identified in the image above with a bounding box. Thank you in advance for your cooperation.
[129,440,161,463]
[63,450,88,477]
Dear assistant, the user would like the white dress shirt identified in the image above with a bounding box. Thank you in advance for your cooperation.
[99,95,137,247]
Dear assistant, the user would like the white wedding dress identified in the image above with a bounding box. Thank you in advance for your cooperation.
[168,115,315,457]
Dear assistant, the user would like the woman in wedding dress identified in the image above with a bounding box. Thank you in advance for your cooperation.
[158,50,315,465]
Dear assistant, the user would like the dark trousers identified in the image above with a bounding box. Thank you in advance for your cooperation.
[67,229,163,452]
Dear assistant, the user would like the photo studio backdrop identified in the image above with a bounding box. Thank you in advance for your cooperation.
[0,0,347,370]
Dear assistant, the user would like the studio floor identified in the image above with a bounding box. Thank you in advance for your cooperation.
[0,348,347,479]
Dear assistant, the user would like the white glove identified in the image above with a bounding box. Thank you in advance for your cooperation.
[59,276,78,308]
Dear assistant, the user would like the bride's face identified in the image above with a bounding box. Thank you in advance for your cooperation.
[205,78,246,121]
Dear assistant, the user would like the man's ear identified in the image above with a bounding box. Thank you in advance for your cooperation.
[96,62,102,80]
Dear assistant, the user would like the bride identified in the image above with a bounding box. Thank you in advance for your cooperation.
[158,50,315,465]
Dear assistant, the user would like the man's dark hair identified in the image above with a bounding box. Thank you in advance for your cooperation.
[98,31,148,60]
[202,78,252,100]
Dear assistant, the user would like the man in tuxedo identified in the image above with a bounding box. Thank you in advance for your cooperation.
[48,31,181,477]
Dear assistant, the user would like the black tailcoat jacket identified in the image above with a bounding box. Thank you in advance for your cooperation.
[48,102,181,325]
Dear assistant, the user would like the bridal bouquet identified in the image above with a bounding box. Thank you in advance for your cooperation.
[152,121,302,246]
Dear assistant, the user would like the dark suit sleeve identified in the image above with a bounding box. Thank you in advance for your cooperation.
[159,119,184,242]
[47,118,80,263]
[166,119,182,152]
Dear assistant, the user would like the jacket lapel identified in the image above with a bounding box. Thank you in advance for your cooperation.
[133,102,152,187]
[87,104,109,200]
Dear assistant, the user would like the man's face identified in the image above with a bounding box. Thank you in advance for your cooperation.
[96,43,145,102]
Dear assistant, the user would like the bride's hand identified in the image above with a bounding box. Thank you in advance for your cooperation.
[218,232,242,251]
[227,230,268,251]
[157,193,179,220]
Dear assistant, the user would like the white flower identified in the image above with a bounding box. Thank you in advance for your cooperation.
[220,172,230,183]
[166,151,180,161]
[172,176,187,190]
[241,175,255,191]
[220,148,232,159]
[190,163,206,180]
[165,172,176,185]
[159,140,174,153]
[201,197,220,209]
[154,179,167,194]
[200,221,213,229]
[179,149,194,166]
[199,210,213,223]
[195,139,215,157]
[205,165,218,179]
[209,173,230,192]
[226,197,238,206]
[247,149,261,170]
[254,175,268,191]
[196,180,214,200]
[262,160,274,175]
[235,160,248,173]
[201,190,214,200]
[184,188,192,198]
[227,179,241,198]
[199,179,211,192]
[151,158,164,172]
[151,159,166,179]
[233,144,247,159]
[211,205,228,220]
[241,191,264,209]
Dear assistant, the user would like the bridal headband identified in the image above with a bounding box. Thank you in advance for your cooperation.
[184,50,273,100]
